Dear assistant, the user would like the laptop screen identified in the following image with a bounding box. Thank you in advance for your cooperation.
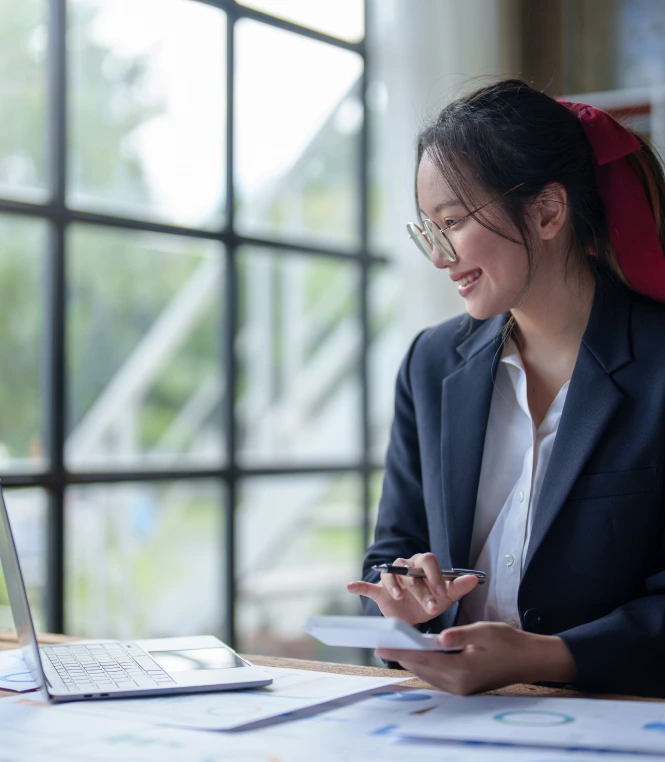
[0,482,47,694]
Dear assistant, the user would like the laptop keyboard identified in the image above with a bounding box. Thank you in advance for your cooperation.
[42,642,177,693]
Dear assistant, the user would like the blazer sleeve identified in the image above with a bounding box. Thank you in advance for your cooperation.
[559,569,665,697]
[360,332,445,632]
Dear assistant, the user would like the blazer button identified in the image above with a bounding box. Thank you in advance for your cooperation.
[523,608,542,630]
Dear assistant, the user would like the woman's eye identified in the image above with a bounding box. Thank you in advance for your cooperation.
[444,218,460,227]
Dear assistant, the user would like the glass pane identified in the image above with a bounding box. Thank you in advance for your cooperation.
[0,489,47,633]
[236,248,362,465]
[66,225,225,471]
[0,0,48,202]
[235,20,363,248]
[0,214,47,473]
[368,264,401,463]
[367,76,391,255]
[68,0,226,229]
[238,0,365,42]
[368,469,384,548]
[66,480,224,639]
[237,474,364,663]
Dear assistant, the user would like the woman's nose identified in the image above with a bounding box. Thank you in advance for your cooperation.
[430,247,451,270]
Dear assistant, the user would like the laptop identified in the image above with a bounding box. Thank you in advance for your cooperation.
[0,481,272,703]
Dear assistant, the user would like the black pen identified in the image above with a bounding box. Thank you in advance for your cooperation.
[372,564,486,585]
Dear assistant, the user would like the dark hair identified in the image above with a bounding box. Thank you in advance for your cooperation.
[416,78,665,295]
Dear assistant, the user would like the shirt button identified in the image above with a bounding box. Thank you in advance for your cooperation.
[518,490,525,503]
[504,554,515,567]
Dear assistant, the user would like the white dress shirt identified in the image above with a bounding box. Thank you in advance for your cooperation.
[458,337,569,628]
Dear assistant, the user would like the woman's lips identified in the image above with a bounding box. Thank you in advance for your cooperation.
[454,269,482,296]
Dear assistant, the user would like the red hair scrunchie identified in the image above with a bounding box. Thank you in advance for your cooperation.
[557,98,665,304]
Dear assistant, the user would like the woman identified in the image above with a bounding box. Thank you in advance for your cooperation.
[348,79,665,697]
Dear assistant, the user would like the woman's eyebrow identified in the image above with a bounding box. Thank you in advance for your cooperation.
[419,199,464,217]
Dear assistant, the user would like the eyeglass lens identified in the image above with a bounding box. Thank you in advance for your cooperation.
[423,220,456,261]
[406,223,434,259]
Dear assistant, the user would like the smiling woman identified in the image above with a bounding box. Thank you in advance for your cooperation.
[413,152,563,322]
[348,79,665,698]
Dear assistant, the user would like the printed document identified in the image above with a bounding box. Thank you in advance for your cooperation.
[0,649,38,692]
[55,666,410,730]
[0,691,653,762]
[396,693,665,755]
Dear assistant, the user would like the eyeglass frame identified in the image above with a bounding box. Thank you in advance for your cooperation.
[407,183,526,263]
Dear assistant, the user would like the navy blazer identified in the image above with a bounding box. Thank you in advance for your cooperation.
[363,272,665,696]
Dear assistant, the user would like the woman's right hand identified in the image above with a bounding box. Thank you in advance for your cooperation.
[346,553,479,627]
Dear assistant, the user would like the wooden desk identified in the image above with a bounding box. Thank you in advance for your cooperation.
[0,632,661,703]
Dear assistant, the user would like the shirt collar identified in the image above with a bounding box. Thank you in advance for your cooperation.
[499,337,570,433]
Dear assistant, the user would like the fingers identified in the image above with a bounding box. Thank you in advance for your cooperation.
[437,621,492,651]
[445,574,479,603]
[398,554,446,616]
[378,624,526,695]
[353,554,477,623]
[379,570,406,601]
[375,648,448,669]
[375,648,479,695]
[375,649,458,691]
[413,553,446,594]
[346,577,407,604]
[420,573,478,614]
[346,581,387,605]
[375,647,428,665]
[403,580,440,616]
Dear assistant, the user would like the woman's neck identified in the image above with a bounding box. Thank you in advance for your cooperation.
[510,265,597,364]
[509,266,596,428]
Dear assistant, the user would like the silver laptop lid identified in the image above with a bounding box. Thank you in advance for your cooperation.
[0,481,48,697]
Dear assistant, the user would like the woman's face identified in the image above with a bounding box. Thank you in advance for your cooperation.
[416,151,532,321]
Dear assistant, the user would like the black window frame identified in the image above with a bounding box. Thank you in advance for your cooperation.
[0,0,387,649]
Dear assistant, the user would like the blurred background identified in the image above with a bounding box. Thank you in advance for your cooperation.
[0,0,664,665]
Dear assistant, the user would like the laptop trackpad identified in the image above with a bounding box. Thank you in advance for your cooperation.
[148,647,247,673]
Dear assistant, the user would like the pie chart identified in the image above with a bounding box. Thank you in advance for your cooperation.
[0,671,34,684]
[373,691,433,702]
[493,710,574,726]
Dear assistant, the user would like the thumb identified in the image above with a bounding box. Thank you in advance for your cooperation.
[438,624,480,651]
[446,574,479,602]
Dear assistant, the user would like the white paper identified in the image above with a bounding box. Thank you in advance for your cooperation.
[257,687,655,762]
[0,694,247,761]
[396,693,665,755]
[0,691,651,762]
[54,666,412,730]
[0,649,39,692]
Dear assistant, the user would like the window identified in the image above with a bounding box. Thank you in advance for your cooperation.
[0,0,387,664]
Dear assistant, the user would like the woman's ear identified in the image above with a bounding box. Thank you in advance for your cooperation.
[533,182,569,241]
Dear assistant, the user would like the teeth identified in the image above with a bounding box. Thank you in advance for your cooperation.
[458,271,481,288]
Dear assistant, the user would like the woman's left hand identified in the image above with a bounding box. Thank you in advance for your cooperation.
[376,622,577,695]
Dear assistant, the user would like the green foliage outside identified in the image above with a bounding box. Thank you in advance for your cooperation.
[0,218,45,459]
[67,225,221,451]
[0,0,47,195]
[67,485,221,638]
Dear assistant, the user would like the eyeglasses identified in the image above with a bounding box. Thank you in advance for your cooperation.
[406,184,525,263]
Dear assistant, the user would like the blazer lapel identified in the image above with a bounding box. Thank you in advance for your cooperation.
[523,275,633,572]
[440,316,505,568]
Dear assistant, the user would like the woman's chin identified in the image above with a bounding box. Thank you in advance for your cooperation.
[464,301,491,320]
[464,299,505,321]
